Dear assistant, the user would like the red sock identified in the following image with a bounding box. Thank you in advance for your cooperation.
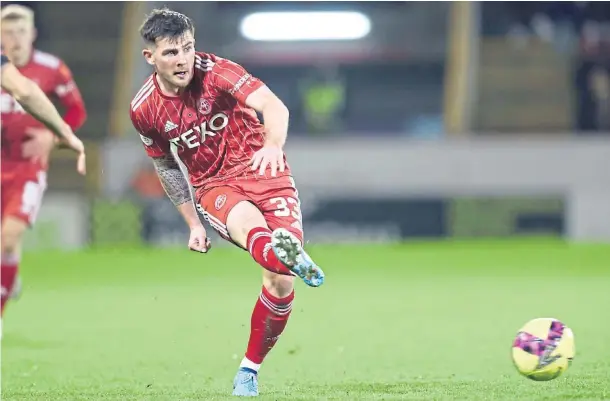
[247,227,292,276]
[243,286,294,366]
[1,254,20,316]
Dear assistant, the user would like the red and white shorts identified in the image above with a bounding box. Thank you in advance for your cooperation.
[1,168,47,226]
[198,175,304,247]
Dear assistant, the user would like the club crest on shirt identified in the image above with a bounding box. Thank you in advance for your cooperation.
[215,194,227,210]
[198,98,212,115]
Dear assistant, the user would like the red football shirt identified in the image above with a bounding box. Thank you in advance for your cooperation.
[129,52,291,192]
[0,50,86,166]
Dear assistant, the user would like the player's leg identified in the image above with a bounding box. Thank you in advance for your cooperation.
[226,200,323,378]
[262,177,325,287]
[228,197,324,287]
[199,187,296,280]
[1,216,27,316]
[223,201,295,397]
[1,172,46,316]
[225,200,294,277]
[200,193,297,396]
[199,187,320,397]
[225,179,324,397]
[232,275,293,397]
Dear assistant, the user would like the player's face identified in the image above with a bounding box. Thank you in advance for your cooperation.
[0,19,35,65]
[146,32,196,91]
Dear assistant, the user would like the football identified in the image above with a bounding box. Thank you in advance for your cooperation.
[511,318,575,381]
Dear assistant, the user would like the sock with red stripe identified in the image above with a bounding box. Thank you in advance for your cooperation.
[247,227,292,276]
[240,286,294,372]
[1,253,20,316]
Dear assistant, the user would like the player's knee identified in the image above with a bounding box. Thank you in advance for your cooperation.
[1,218,26,256]
[262,271,294,298]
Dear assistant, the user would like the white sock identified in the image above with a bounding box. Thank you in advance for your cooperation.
[239,357,261,372]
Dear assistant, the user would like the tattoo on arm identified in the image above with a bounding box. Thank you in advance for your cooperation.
[151,155,192,206]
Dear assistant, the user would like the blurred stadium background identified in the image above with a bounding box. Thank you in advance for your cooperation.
[2,1,607,251]
[2,2,610,400]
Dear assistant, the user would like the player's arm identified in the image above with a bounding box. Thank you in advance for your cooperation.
[1,57,75,141]
[150,155,210,252]
[54,60,87,133]
[211,58,289,148]
[129,109,206,235]
[210,57,289,175]
[245,87,290,175]
[149,154,202,230]
[0,55,86,173]
[245,86,289,148]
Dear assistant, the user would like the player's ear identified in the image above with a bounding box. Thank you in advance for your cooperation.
[142,48,154,66]
[31,27,38,43]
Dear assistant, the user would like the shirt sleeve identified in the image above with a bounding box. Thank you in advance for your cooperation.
[129,108,170,158]
[210,57,265,105]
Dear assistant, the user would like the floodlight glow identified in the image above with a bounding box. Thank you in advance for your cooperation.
[240,11,371,42]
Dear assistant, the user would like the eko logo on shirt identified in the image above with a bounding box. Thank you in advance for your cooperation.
[170,113,229,149]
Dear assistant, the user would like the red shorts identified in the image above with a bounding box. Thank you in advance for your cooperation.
[197,175,303,248]
[1,167,47,226]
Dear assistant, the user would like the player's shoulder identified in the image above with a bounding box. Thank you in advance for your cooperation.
[130,75,157,115]
[132,74,155,102]
[129,76,157,133]
[31,50,62,70]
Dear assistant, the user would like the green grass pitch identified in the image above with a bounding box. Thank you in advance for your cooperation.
[2,239,609,400]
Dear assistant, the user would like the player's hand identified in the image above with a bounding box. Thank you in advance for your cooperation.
[22,128,56,166]
[249,145,285,177]
[188,225,212,253]
[60,130,87,176]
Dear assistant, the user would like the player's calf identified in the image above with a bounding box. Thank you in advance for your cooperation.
[234,281,294,397]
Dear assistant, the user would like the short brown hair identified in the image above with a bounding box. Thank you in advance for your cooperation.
[139,8,195,45]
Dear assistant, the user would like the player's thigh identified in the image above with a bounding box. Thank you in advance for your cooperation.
[253,176,304,243]
[199,186,266,249]
[225,201,270,249]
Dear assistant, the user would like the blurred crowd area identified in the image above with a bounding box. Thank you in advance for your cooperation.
[483,2,610,134]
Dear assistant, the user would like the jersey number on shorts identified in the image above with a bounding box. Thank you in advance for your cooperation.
[270,197,302,221]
